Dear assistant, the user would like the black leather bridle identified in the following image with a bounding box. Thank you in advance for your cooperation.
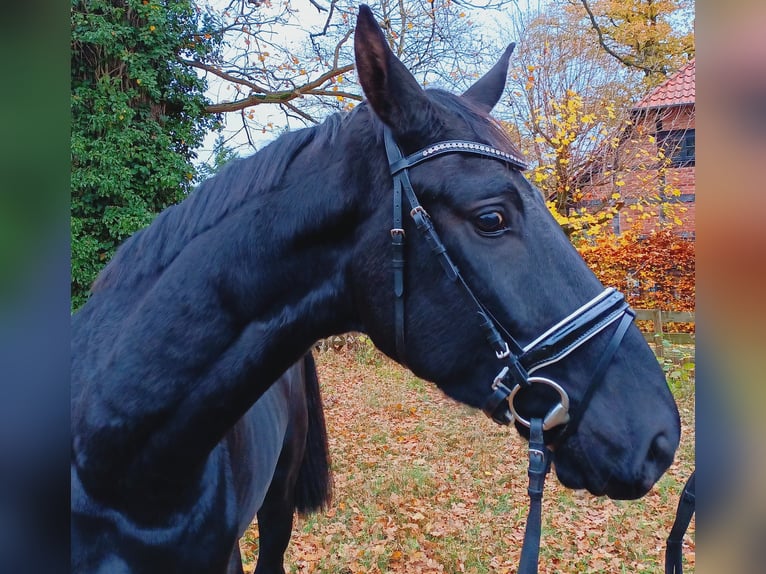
[382,126,636,573]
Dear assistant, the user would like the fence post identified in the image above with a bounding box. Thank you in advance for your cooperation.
[652,309,664,358]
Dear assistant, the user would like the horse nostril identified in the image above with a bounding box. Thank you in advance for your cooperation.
[647,432,675,469]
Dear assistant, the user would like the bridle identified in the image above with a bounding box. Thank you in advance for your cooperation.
[383,125,634,434]
[382,126,636,573]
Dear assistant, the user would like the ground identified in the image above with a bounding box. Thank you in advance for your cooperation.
[240,339,696,574]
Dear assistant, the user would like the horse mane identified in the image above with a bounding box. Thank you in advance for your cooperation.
[93,114,347,292]
[92,91,520,294]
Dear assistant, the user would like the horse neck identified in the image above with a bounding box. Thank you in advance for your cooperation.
[73,119,380,507]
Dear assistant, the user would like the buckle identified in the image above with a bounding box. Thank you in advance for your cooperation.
[491,365,510,390]
[495,341,511,359]
[390,228,405,238]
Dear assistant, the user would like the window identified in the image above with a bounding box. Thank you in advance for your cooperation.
[657,129,695,167]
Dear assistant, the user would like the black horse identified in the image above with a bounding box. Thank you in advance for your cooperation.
[71,5,681,573]
[226,354,331,574]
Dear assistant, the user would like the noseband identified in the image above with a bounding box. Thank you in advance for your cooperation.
[383,126,635,573]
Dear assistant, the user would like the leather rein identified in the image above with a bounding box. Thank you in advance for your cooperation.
[382,126,637,573]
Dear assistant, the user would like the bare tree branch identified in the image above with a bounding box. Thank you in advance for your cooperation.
[331,26,353,69]
[197,63,355,113]
[308,0,328,12]
[282,101,319,124]
[187,0,520,152]
[180,58,268,94]
[309,90,362,100]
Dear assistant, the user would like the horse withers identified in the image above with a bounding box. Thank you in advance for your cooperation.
[71,5,680,572]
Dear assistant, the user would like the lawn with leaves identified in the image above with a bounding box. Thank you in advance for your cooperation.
[240,343,695,573]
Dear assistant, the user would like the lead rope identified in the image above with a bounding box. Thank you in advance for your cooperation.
[518,418,552,574]
[665,470,696,574]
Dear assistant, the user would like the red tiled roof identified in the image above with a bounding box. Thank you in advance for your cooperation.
[634,59,695,109]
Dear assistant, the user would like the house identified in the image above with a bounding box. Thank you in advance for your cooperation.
[578,59,696,238]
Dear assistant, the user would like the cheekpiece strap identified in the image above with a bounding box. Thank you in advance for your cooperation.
[384,129,408,362]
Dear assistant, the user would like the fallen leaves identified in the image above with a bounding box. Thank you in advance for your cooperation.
[239,347,695,573]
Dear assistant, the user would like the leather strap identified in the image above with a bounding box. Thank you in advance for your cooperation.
[554,309,635,445]
[384,129,408,362]
[665,470,696,574]
[518,417,551,574]
[381,126,644,574]
[389,139,528,173]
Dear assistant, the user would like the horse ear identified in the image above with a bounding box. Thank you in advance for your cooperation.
[354,4,432,136]
[462,43,516,113]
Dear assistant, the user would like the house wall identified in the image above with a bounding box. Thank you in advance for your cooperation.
[579,104,696,237]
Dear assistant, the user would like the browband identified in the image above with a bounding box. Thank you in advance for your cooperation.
[389,140,528,174]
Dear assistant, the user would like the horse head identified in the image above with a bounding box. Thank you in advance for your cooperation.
[349,5,680,500]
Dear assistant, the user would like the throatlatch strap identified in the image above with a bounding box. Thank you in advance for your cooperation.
[665,470,696,574]
[518,418,551,574]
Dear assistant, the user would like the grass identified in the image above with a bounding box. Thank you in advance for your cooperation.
[240,341,695,573]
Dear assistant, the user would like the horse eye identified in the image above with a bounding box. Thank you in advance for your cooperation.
[475,211,507,236]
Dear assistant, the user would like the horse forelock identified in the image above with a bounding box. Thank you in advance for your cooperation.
[92,113,350,294]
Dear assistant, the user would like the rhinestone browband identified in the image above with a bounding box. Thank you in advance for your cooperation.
[390,140,528,174]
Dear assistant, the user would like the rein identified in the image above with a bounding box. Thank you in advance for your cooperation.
[665,470,696,574]
[382,126,636,574]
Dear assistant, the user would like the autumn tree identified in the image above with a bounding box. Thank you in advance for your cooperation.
[500,3,635,237]
[498,1,693,241]
[575,0,695,87]
[578,228,695,312]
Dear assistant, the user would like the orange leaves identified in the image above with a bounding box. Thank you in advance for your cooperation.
[578,228,695,313]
